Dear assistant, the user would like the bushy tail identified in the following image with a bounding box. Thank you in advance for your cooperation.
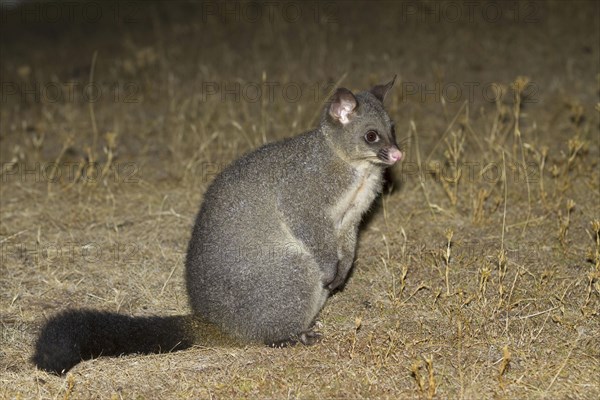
[32,310,194,374]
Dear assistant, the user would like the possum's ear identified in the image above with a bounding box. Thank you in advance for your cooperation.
[370,75,397,103]
[328,88,358,125]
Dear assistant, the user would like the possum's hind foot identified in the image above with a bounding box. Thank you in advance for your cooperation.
[299,330,322,345]
[267,330,322,348]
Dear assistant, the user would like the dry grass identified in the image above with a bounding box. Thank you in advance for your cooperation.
[1,1,599,399]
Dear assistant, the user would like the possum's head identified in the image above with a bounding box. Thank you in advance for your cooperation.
[322,77,402,167]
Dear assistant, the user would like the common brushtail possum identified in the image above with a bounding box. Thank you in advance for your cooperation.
[33,77,403,374]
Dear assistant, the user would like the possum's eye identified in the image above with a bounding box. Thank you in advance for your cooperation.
[364,130,379,143]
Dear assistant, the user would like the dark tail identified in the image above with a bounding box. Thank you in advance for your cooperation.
[32,309,194,374]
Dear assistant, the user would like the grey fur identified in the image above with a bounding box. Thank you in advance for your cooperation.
[186,78,401,345]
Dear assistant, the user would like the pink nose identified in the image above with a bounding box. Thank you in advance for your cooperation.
[389,148,403,163]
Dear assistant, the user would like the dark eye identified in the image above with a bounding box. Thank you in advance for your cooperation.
[365,130,379,143]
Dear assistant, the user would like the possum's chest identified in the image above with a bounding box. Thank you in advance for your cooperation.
[330,165,383,232]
